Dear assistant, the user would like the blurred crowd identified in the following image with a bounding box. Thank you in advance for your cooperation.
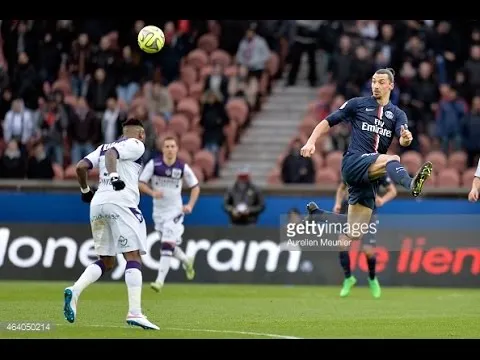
[0,19,281,181]
[278,20,480,188]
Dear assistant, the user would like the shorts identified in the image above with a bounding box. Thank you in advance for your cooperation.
[90,203,147,256]
[155,213,185,245]
[341,152,381,210]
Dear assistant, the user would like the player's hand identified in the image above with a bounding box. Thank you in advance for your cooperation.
[333,203,342,213]
[375,197,384,207]
[182,204,193,214]
[400,125,412,143]
[109,172,125,191]
[152,190,163,199]
[300,142,315,157]
[80,187,95,203]
[468,188,479,202]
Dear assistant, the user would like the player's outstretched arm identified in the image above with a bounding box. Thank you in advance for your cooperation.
[300,120,331,157]
[468,160,480,202]
[76,159,91,191]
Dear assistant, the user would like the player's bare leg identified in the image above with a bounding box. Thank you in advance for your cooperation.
[362,244,381,298]
[369,154,433,197]
[173,246,195,280]
[64,256,115,323]
[151,242,175,292]
[124,250,159,330]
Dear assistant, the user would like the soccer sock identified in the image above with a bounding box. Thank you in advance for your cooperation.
[339,251,352,278]
[366,254,376,280]
[386,160,413,190]
[73,260,105,295]
[155,243,174,284]
[173,246,189,265]
[125,261,142,316]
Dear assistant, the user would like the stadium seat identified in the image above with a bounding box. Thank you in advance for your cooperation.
[176,97,200,121]
[425,150,447,173]
[188,82,204,101]
[436,168,461,187]
[447,151,467,173]
[168,113,190,136]
[151,115,167,136]
[197,33,219,54]
[190,164,205,183]
[224,65,238,77]
[177,148,193,164]
[199,65,213,80]
[225,98,249,127]
[193,150,216,179]
[325,150,343,175]
[186,49,209,70]
[167,81,189,103]
[52,163,64,180]
[298,115,317,138]
[180,132,202,154]
[210,49,231,67]
[400,150,423,175]
[266,166,282,184]
[417,134,432,155]
[64,165,76,179]
[461,167,476,186]
[180,65,198,87]
[315,168,339,185]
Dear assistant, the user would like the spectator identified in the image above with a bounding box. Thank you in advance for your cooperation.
[204,62,229,104]
[27,140,54,179]
[200,89,229,154]
[3,97,36,148]
[37,32,62,84]
[11,52,40,110]
[86,67,116,113]
[228,65,258,110]
[145,81,173,120]
[223,167,265,226]
[102,97,127,143]
[68,33,93,97]
[462,95,480,167]
[68,97,100,164]
[235,23,270,83]
[115,45,142,105]
[0,138,26,178]
[281,139,315,184]
[436,86,465,153]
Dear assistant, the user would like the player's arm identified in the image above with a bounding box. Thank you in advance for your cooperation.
[107,138,145,190]
[395,110,412,147]
[333,182,347,213]
[76,146,101,201]
[301,98,356,156]
[138,159,159,197]
[376,178,397,206]
[468,159,480,202]
[183,164,200,214]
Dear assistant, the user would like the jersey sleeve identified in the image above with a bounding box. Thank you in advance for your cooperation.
[475,158,480,178]
[395,109,409,138]
[325,97,358,126]
[113,138,145,161]
[139,159,154,183]
[183,164,199,188]
[83,145,102,169]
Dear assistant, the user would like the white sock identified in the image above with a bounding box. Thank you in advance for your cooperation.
[173,246,189,264]
[125,264,142,316]
[155,255,172,284]
[73,262,104,295]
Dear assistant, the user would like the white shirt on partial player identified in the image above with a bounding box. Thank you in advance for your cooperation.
[84,137,145,208]
[139,155,199,224]
[475,158,480,178]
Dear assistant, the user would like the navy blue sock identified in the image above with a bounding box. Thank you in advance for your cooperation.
[366,254,376,280]
[386,160,412,190]
[339,251,351,278]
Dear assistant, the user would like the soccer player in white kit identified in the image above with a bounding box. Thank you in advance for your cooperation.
[64,118,159,330]
[138,136,200,292]
[468,158,480,202]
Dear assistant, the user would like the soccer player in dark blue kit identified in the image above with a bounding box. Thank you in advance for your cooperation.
[332,176,397,298]
[300,68,433,295]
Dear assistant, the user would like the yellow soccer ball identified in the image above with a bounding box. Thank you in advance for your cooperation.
[137,25,165,54]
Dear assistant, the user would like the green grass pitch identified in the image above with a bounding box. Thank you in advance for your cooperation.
[1,281,479,339]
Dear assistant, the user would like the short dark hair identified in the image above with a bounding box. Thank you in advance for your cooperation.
[122,118,144,128]
[374,67,395,83]
[162,136,177,145]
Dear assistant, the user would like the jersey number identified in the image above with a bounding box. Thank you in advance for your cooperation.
[129,208,144,223]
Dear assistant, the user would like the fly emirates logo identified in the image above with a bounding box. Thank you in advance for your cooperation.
[0,228,302,279]
[362,118,392,138]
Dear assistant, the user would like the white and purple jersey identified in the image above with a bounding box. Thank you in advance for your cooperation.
[84,137,145,209]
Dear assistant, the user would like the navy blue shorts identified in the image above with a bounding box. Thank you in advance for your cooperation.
[341,152,381,210]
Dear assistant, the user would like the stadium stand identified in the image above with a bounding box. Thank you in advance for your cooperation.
[1,20,480,188]
[269,20,480,188]
[0,20,279,183]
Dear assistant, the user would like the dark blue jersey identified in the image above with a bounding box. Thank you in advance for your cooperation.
[325,96,408,155]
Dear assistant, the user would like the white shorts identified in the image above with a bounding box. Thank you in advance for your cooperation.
[155,213,184,245]
[90,203,147,256]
